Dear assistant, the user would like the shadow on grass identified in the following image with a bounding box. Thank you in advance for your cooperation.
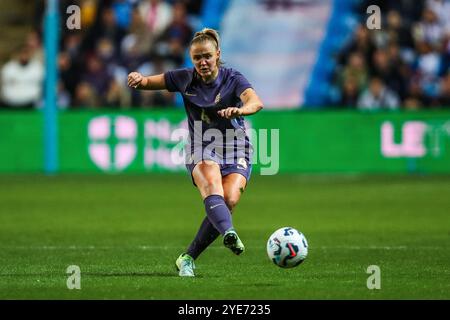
[0,271,189,278]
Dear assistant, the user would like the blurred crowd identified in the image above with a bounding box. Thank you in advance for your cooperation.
[334,0,450,110]
[0,0,201,110]
[1,0,450,111]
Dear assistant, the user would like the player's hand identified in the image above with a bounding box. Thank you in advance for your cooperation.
[218,107,242,119]
[127,72,144,89]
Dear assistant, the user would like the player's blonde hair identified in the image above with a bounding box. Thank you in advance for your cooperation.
[190,28,224,66]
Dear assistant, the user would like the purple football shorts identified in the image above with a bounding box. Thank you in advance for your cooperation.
[186,160,252,187]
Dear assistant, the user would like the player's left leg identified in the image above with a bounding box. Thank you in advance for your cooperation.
[221,173,248,255]
[182,173,247,260]
[222,173,247,212]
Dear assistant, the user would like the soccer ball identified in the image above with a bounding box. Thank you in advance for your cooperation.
[267,227,308,268]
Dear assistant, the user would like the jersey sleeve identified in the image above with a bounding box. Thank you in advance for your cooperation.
[233,70,253,98]
[164,68,192,93]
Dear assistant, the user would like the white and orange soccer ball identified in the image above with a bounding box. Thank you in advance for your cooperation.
[267,227,308,268]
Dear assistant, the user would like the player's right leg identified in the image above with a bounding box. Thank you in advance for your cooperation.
[175,253,195,277]
[221,173,248,255]
[192,160,234,234]
[185,216,220,260]
[175,161,243,276]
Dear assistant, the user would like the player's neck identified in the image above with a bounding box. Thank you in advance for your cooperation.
[201,68,219,84]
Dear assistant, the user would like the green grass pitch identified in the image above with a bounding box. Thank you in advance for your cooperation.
[0,174,449,299]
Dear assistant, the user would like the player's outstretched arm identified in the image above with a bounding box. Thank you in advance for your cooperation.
[218,88,264,119]
[127,72,167,90]
[239,88,264,116]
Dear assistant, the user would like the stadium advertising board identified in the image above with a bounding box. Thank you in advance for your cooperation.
[1,110,449,173]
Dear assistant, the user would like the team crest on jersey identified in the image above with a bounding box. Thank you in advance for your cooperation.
[214,93,221,104]
[237,158,247,170]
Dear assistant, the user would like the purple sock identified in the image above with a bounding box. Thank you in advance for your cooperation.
[186,217,220,259]
[204,194,233,235]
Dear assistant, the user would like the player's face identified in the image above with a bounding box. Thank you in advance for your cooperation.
[190,41,220,82]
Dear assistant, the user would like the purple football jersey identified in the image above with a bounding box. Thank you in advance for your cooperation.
[164,67,254,165]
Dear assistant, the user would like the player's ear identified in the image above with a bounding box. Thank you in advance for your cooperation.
[216,49,221,63]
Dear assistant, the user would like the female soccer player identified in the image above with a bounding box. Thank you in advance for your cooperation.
[127,28,263,277]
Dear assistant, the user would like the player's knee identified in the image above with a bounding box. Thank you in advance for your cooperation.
[203,180,223,196]
[225,196,239,211]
